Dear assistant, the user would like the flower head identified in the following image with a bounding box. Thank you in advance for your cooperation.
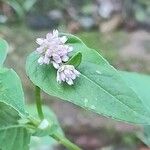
[36,30,73,68]
[35,29,81,86]
[57,65,80,85]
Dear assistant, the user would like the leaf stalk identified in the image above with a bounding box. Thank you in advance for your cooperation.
[35,86,44,120]
[51,133,82,150]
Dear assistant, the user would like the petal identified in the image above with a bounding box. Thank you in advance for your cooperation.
[60,36,67,43]
[71,73,76,80]
[38,56,44,65]
[53,54,62,63]
[43,56,50,64]
[56,71,61,83]
[52,61,60,69]
[58,65,65,72]
[46,33,52,40]
[64,69,71,76]
[68,46,73,52]
[60,72,66,81]
[66,78,73,85]
[45,49,52,57]
[62,55,69,62]
[74,69,80,76]
[67,65,74,70]
[53,30,58,38]
[36,38,44,45]
[36,47,44,54]
[58,49,67,56]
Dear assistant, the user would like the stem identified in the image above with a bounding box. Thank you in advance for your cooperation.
[35,86,44,120]
[35,86,81,150]
[51,133,82,150]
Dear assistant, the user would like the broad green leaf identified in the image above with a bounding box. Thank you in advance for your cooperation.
[26,105,63,137]
[26,34,150,124]
[0,125,31,150]
[0,102,20,127]
[0,39,30,150]
[120,71,150,114]
[0,39,8,65]
[67,52,82,67]
[0,102,31,150]
[0,67,26,115]
[120,71,150,147]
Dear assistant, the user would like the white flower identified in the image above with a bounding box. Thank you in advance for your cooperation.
[57,65,80,85]
[36,30,73,68]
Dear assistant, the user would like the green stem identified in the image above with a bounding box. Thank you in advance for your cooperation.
[51,133,82,150]
[35,86,44,120]
[35,86,81,150]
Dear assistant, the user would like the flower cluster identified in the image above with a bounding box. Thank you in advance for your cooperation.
[57,65,80,85]
[36,30,73,69]
[36,30,80,85]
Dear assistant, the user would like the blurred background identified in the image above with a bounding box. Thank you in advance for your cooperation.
[0,0,150,150]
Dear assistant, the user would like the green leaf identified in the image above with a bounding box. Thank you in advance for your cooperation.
[137,125,150,147]
[0,39,8,65]
[0,125,31,150]
[26,34,150,124]
[67,52,82,67]
[26,105,63,137]
[23,0,37,12]
[4,0,25,19]
[120,71,150,114]
[30,136,56,150]
[120,71,150,147]
[0,102,20,127]
[0,44,30,149]
[0,102,31,150]
[0,67,26,116]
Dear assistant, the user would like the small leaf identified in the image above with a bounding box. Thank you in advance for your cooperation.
[0,125,31,150]
[0,67,26,115]
[26,34,150,124]
[0,39,8,65]
[67,52,82,67]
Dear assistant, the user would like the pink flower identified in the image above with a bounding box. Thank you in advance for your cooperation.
[36,30,72,68]
[57,65,80,85]
[35,30,81,85]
